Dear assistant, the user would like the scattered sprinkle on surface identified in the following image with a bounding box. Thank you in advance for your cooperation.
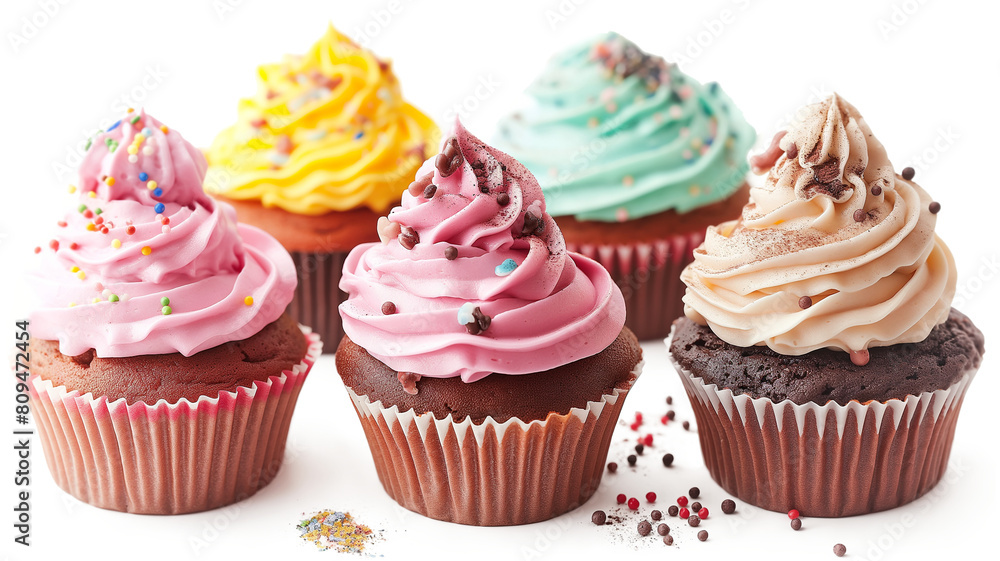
[296,510,381,554]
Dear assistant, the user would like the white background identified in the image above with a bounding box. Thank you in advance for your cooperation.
[2,0,998,559]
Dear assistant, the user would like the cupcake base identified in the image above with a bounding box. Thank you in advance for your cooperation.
[29,328,321,515]
[288,250,349,350]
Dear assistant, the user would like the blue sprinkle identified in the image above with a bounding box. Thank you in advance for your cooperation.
[139,172,149,182]
[354,131,364,140]
[154,202,165,213]
[142,128,153,136]
[457,302,477,325]
[709,82,719,94]
[495,258,518,277]
[107,120,121,132]
[704,137,714,146]
[153,188,163,197]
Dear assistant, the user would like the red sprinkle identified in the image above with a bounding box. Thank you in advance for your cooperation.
[57,221,67,227]
[33,246,41,254]
[679,507,690,519]
[627,498,640,510]
[161,217,170,225]
[94,216,104,225]
[629,422,640,431]
[100,226,109,234]
[69,242,79,250]
[660,415,669,425]
[646,492,657,503]
[616,493,626,505]
[677,496,689,507]
[83,210,94,219]
[642,434,654,446]
[126,225,136,235]
[698,507,709,519]
[634,412,643,423]
[788,509,800,520]
[48,240,59,251]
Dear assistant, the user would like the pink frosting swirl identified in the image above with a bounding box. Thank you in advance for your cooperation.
[29,110,296,357]
[339,120,626,382]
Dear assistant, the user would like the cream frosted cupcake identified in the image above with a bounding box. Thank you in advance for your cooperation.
[206,25,438,348]
[669,94,984,516]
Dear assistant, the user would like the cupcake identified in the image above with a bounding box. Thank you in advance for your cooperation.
[336,120,643,526]
[670,94,984,516]
[205,25,438,349]
[495,32,755,340]
[27,109,321,514]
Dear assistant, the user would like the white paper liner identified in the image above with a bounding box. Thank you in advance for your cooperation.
[345,360,644,526]
[666,340,976,517]
[29,327,321,515]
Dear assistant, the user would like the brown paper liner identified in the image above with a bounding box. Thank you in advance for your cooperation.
[29,328,321,515]
[671,350,976,517]
[288,251,348,352]
[344,362,642,526]
[568,231,703,341]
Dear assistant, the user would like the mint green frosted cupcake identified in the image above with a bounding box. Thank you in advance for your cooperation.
[495,32,755,339]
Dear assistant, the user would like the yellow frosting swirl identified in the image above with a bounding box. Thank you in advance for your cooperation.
[205,25,438,215]
[682,94,956,356]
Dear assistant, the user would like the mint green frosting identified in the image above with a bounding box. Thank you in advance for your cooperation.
[494,32,755,222]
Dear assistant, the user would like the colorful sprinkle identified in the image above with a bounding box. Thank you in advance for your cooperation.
[108,294,119,303]
[112,239,121,249]
[87,191,97,198]
[107,120,121,132]
[126,225,136,235]
[76,271,86,280]
[153,187,163,197]
[141,246,152,256]
[78,204,87,213]
[296,510,378,554]
[147,180,157,190]
[622,175,634,187]
[160,297,170,306]
[244,296,254,306]
[94,208,102,215]
[162,305,172,315]
[160,125,169,133]
[139,172,149,181]
[68,185,77,194]
[70,266,79,273]
[129,114,141,125]
[495,258,518,277]
[154,203,165,213]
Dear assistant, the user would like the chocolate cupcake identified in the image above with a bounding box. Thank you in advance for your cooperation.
[26,110,320,514]
[669,94,984,516]
[205,25,438,349]
[495,32,755,340]
[337,120,642,526]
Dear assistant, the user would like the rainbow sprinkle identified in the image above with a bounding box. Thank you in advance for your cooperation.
[296,510,380,554]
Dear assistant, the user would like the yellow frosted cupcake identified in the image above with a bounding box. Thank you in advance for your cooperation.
[206,25,438,348]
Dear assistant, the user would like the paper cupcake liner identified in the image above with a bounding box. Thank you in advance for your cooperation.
[29,328,321,515]
[288,250,349,352]
[669,350,976,517]
[568,231,703,341]
[345,361,643,526]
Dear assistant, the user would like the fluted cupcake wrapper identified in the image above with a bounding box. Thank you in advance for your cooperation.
[29,328,321,515]
[344,361,643,526]
[568,232,703,341]
[288,250,349,352]
[669,350,975,517]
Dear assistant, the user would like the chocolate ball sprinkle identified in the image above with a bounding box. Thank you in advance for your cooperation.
[399,226,419,250]
[657,523,670,536]
[834,544,847,557]
[689,487,701,499]
[688,515,701,527]
[635,444,645,455]
[698,530,709,542]
[682,421,690,431]
[638,520,652,536]
[691,501,702,512]
[381,301,396,315]
[721,499,736,514]
[853,209,867,222]
[607,462,618,473]
[871,184,883,196]
[444,246,458,260]
[627,454,637,466]
[799,296,813,309]
[666,396,673,405]
[497,192,510,206]
[662,453,674,467]
[791,518,802,531]
[786,143,799,159]
[592,510,606,525]
[901,167,915,180]
[663,535,674,546]
[666,410,676,420]
[651,510,662,521]
[667,506,679,517]
[929,201,941,214]
[422,183,437,199]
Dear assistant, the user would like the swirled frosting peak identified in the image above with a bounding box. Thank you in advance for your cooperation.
[494,32,755,222]
[205,24,438,215]
[339,119,626,382]
[682,94,956,360]
[29,110,296,357]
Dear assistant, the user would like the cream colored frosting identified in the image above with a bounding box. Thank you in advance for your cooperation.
[682,94,956,356]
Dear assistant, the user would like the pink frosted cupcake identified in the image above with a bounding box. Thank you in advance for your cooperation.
[26,109,320,514]
[336,120,642,525]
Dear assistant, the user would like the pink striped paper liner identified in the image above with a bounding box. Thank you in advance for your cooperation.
[344,361,643,526]
[669,347,976,517]
[567,231,704,341]
[29,328,321,515]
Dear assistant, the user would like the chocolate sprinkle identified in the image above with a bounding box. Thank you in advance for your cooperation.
[635,443,645,455]
[435,137,462,177]
[627,454,637,466]
[834,544,847,557]
[521,210,545,237]
[663,535,674,546]
[407,173,433,196]
[791,518,802,531]
[666,396,673,405]
[691,501,702,512]
[497,192,510,206]
[444,246,458,260]
[607,462,618,473]
[637,520,652,536]
[682,421,690,430]
[592,510,606,525]
[422,183,437,199]
[853,209,867,222]
[688,515,701,527]
[697,530,708,542]
[399,226,419,250]
[657,523,669,536]
[871,184,883,196]
[667,506,679,517]
[799,296,813,309]
[381,301,396,315]
[651,510,662,521]
[901,167,915,180]
[689,487,701,499]
[786,143,798,159]
[721,499,736,514]
[929,201,941,214]
[464,307,492,335]
[662,453,674,467]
